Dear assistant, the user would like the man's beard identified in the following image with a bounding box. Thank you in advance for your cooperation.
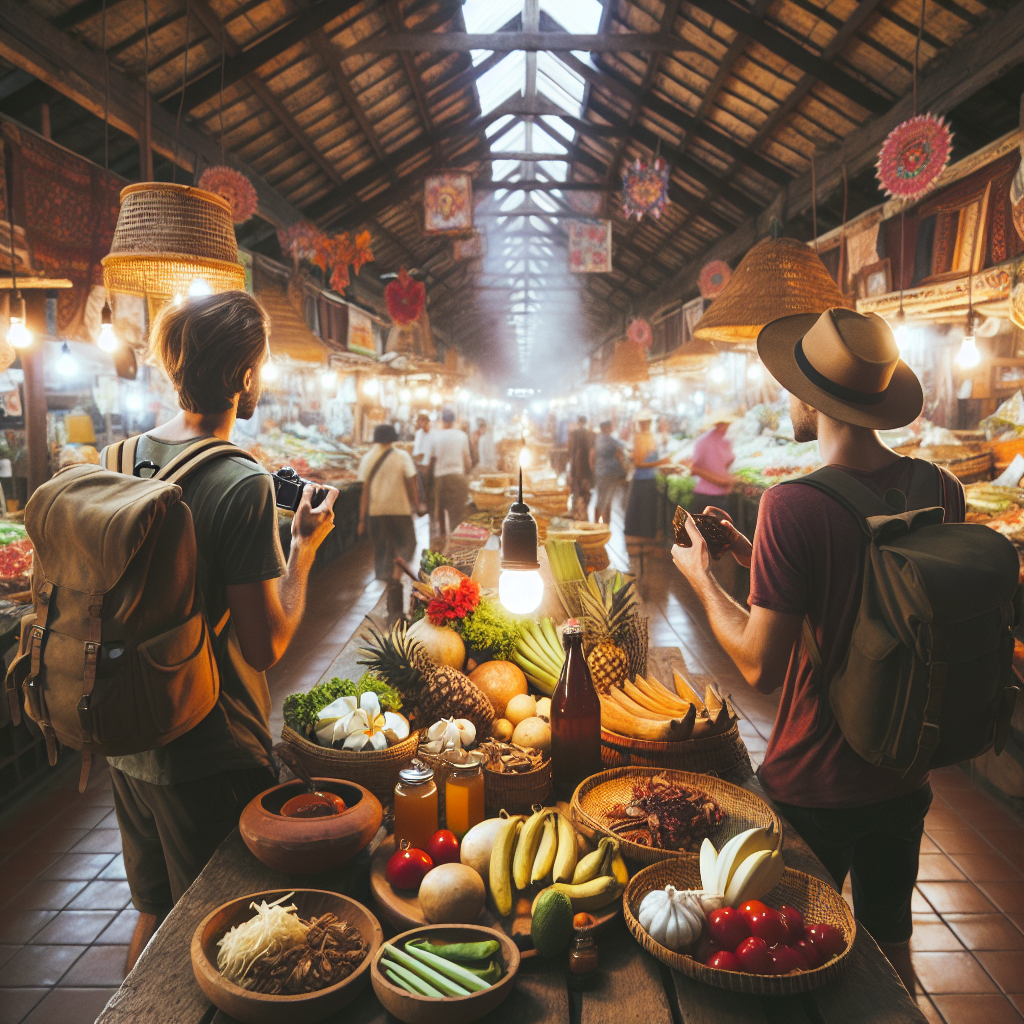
[237,380,262,420]
[790,397,818,443]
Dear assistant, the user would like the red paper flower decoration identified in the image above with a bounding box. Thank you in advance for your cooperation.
[198,166,259,223]
[427,577,481,624]
[278,222,325,267]
[352,231,375,276]
[627,317,653,347]
[622,156,670,221]
[385,267,426,326]
[699,260,732,299]
[875,114,953,201]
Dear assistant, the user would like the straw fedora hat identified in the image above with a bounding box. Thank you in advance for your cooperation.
[757,308,923,429]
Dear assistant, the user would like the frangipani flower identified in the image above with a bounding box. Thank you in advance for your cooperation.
[316,692,395,751]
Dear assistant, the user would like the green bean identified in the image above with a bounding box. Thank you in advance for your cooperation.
[381,959,442,997]
[382,943,471,997]
[406,938,501,962]
[402,943,490,992]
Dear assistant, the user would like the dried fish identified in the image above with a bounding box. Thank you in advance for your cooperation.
[604,773,723,852]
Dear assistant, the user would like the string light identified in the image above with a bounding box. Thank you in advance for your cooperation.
[430,391,443,406]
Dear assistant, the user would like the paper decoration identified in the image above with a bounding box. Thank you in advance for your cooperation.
[424,172,473,234]
[876,114,953,201]
[198,166,258,223]
[276,224,373,294]
[627,318,653,348]
[698,260,732,299]
[453,233,486,261]
[566,191,604,216]
[385,267,426,326]
[622,156,670,221]
[568,219,612,274]
[347,305,376,357]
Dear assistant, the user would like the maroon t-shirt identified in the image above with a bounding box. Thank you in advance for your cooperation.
[749,457,965,808]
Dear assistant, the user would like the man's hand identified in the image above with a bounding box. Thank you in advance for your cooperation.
[671,513,711,583]
[701,506,752,568]
[292,484,338,550]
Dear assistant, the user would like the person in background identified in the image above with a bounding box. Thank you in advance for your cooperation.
[567,415,595,520]
[624,410,672,547]
[358,423,424,621]
[412,411,433,530]
[475,418,497,472]
[593,420,627,526]
[430,408,471,543]
[690,412,738,521]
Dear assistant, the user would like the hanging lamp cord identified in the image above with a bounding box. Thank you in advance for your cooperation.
[102,0,110,172]
[173,0,192,183]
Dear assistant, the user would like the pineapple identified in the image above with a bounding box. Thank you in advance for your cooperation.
[359,624,495,735]
[580,575,638,693]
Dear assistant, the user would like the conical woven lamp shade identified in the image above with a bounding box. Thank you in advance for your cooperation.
[102,183,245,300]
[692,237,848,344]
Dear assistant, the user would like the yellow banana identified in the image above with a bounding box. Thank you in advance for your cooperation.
[599,836,619,878]
[672,669,706,713]
[489,814,524,917]
[531,814,558,884]
[610,848,629,886]
[513,806,553,890]
[572,837,613,884]
[533,875,622,913]
[552,812,578,884]
[713,826,779,896]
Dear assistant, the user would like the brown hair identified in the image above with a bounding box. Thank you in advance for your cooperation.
[150,291,269,413]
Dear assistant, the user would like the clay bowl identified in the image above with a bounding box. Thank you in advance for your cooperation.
[370,924,520,1024]
[240,778,382,874]
[191,888,382,1024]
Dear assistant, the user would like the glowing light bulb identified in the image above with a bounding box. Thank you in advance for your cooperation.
[430,392,443,406]
[8,317,31,349]
[321,368,338,388]
[57,342,77,376]
[399,388,411,403]
[125,391,143,412]
[172,293,184,306]
[363,378,380,396]
[519,447,531,468]
[489,398,499,408]
[498,569,544,615]
[188,278,212,297]
[611,391,621,405]
[97,322,118,353]
[746,363,762,382]
[262,360,280,382]
[957,334,980,369]
[711,365,726,383]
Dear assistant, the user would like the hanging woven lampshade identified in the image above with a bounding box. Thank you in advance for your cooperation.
[605,339,649,383]
[102,183,245,299]
[692,238,848,344]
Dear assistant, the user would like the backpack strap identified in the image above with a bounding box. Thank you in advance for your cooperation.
[106,435,257,484]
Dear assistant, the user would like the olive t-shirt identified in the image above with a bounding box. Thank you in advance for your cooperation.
[105,435,288,785]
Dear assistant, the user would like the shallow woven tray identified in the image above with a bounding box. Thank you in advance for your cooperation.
[570,767,780,866]
[600,721,751,780]
[623,858,855,995]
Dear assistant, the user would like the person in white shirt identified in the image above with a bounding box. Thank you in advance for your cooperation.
[358,423,423,619]
[430,408,471,543]
[411,411,433,531]
[475,418,497,472]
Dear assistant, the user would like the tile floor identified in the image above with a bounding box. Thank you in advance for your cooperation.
[0,512,1022,1023]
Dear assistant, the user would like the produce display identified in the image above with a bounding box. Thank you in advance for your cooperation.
[603,773,724,851]
[379,936,505,997]
[0,520,31,594]
[246,424,364,486]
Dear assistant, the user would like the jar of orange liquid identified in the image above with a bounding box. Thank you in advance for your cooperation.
[394,759,438,852]
[444,750,485,839]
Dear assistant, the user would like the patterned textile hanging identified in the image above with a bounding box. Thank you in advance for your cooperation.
[875,114,953,201]
[197,166,258,223]
[424,172,473,234]
[568,219,612,273]
[698,260,732,299]
[385,267,426,326]
[621,155,669,221]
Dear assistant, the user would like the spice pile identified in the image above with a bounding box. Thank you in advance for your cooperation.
[606,774,723,851]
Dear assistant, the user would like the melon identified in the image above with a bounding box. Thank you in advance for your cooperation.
[407,617,465,669]
[531,888,574,957]
[418,862,486,923]
[468,660,528,717]
[460,817,506,879]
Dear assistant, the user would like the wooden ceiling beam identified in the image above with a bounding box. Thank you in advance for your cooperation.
[53,0,135,31]
[342,32,701,55]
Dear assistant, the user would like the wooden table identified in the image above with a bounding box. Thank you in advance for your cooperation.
[96,596,926,1024]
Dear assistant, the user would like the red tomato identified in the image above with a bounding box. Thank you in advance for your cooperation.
[385,844,433,889]
[707,907,751,951]
[734,936,772,974]
[794,938,824,969]
[805,923,845,959]
[747,907,788,947]
[770,945,809,974]
[693,935,722,965]
[705,950,742,972]
[778,904,804,943]
[425,829,460,865]
[738,899,769,924]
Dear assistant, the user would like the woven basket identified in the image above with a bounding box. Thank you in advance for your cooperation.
[623,858,856,994]
[469,487,512,512]
[571,767,780,866]
[484,760,552,816]
[693,238,848,344]
[600,721,751,780]
[280,724,419,807]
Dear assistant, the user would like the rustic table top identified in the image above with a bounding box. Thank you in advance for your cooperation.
[95,598,926,1024]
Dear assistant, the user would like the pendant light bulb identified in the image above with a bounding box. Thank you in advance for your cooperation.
[7,293,31,349]
[957,333,980,369]
[57,341,77,376]
[188,278,212,297]
[98,301,118,352]
[498,468,544,615]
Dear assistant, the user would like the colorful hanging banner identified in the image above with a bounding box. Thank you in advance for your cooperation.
[385,267,426,325]
[627,317,653,347]
[875,114,953,201]
[424,172,473,234]
[568,219,612,274]
[622,156,670,221]
[347,305,376,357]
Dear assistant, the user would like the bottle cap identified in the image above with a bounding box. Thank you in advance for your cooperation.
[563,619,583,637]
[442,748,485,770]
[398,758,435,784]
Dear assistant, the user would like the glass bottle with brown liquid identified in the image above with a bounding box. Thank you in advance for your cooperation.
[550,620,602,800]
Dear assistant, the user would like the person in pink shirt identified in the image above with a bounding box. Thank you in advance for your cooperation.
[690,412,738,519]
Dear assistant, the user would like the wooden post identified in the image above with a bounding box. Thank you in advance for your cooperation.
[21,291,49,497]
[141,92,154,180]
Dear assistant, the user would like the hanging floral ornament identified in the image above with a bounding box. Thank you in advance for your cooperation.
[699,260,732,299]
[278,222,326,268]
[621,155,670,221]
[627,317,653,348]
[875,114,953,201]
[385,267,426,326]
[197,166,259,223]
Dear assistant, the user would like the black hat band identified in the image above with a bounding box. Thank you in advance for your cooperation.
[795,339,889,407]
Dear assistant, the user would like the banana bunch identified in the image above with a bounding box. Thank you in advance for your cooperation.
[699,826,785,907]
[489,805,627,918]
[513,620,564,696]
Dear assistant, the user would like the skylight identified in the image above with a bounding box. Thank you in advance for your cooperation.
[477,52,525,115]
[463,0,522,33]
[541,0,602,34]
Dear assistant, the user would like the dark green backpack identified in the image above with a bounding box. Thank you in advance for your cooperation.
[786,461,1020,778]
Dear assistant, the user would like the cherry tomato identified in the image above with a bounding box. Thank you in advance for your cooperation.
[794,937,824,969]
[707,907,751,951]
[734,936,772,974]
[385,841,433,889]
[770,945,809,974]
[778,904,804,943]
[705,950,742,972]
[425,829,460,866]
[693,935,722,965]
[738,899,770,924]
[805,923,845,959]
[747,907,788,947]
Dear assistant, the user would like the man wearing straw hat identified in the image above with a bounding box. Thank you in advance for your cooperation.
[671,308,964,994]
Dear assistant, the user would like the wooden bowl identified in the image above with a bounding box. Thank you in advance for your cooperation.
[191,889,383,1024]
[623,858,855,994]
[570,767,780,866]
[239,778,382,874]
[370,924,520,1024]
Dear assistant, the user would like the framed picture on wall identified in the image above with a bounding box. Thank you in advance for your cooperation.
[855,258,892,299]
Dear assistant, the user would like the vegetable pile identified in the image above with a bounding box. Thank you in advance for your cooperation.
[380,937,504,998]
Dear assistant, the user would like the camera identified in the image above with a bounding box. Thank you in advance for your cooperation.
[272,466,329,512]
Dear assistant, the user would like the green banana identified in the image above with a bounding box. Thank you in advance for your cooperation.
[532,875,622,913]
[513,806,553,890]
[520,627,562,673]
[572,837,614,884]
[489,814,524,917]
[531,814,558,884]
[552,812,578,884]
[513,649,559,689]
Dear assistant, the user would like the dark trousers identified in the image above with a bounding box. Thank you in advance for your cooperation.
[110,764,277,914]
[774,783,932,943]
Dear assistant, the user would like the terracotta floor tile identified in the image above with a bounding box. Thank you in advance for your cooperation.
[0,989,47,1024]
[7,880,88,912]
[978,883,1024,915]
[22,986,118,1024]
[58,945,127,988]
[931,993,1024,1024]
[68,830,121,855]
[50,806,111,831]
[925,806,967,831]
[913,951,998,993]
[1011,994,1024,1016]
[945,914,1024,950]
[928,829,998,856]
[38,853,114,881]
[0,911,57,946]
[95,810,117,829]
[29,911,116,946]
[982,832,1024,867]
[976,951,1024,993]
[916,994,946,1024]
[930,767,976,792]
[911,920,965,951]
[0,946,17,969]
[92,908,140,945]
[952,854,1023,882]
[917,882,996,914]
[0,945,85,988]
[956,803,1024,832]
[26,829,90,854]
[918,854,967,882]
[95,855,126,881]
[921,834,941,854]
[915,888,937,913]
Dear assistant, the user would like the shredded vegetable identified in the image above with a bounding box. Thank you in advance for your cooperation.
[216,892,308,986]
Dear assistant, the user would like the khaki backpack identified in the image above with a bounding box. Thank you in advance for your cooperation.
[4,435,256,790]
[785,461,1020,778]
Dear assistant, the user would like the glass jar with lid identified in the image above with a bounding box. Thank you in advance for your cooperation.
[443,749,485,839]
[394,759,438,852]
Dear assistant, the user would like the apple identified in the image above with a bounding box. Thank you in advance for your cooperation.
[770,945,809,974]
[734,935,772,974]
[794,937,824,969]
[779,904,804,943]
[747,906,788,947]
[707,907,751,951]
[805,922,845,959]
[705,950,742,972]
[425,829,460,866]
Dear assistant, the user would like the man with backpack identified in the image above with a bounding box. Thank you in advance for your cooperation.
[671,308,1018,994]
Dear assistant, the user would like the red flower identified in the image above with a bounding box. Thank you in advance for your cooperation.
[427,578,481,625]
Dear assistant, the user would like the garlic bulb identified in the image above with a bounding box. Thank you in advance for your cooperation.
[419,717,463,754]
[638,885,706,953]
[454,718,476,747]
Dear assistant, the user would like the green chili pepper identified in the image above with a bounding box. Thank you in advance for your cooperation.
[462,960,502,983]
[406,938,501,962]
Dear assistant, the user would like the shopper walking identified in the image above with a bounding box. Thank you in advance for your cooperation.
[412,411,433,529]
[475,417,497,472]
[690,412,738,520]
[593,420,627,525]
[567,415,595,519]
[623,410,671,545]
[671,308,964,994]
[430,407,471,542]
[358,424,423,621]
